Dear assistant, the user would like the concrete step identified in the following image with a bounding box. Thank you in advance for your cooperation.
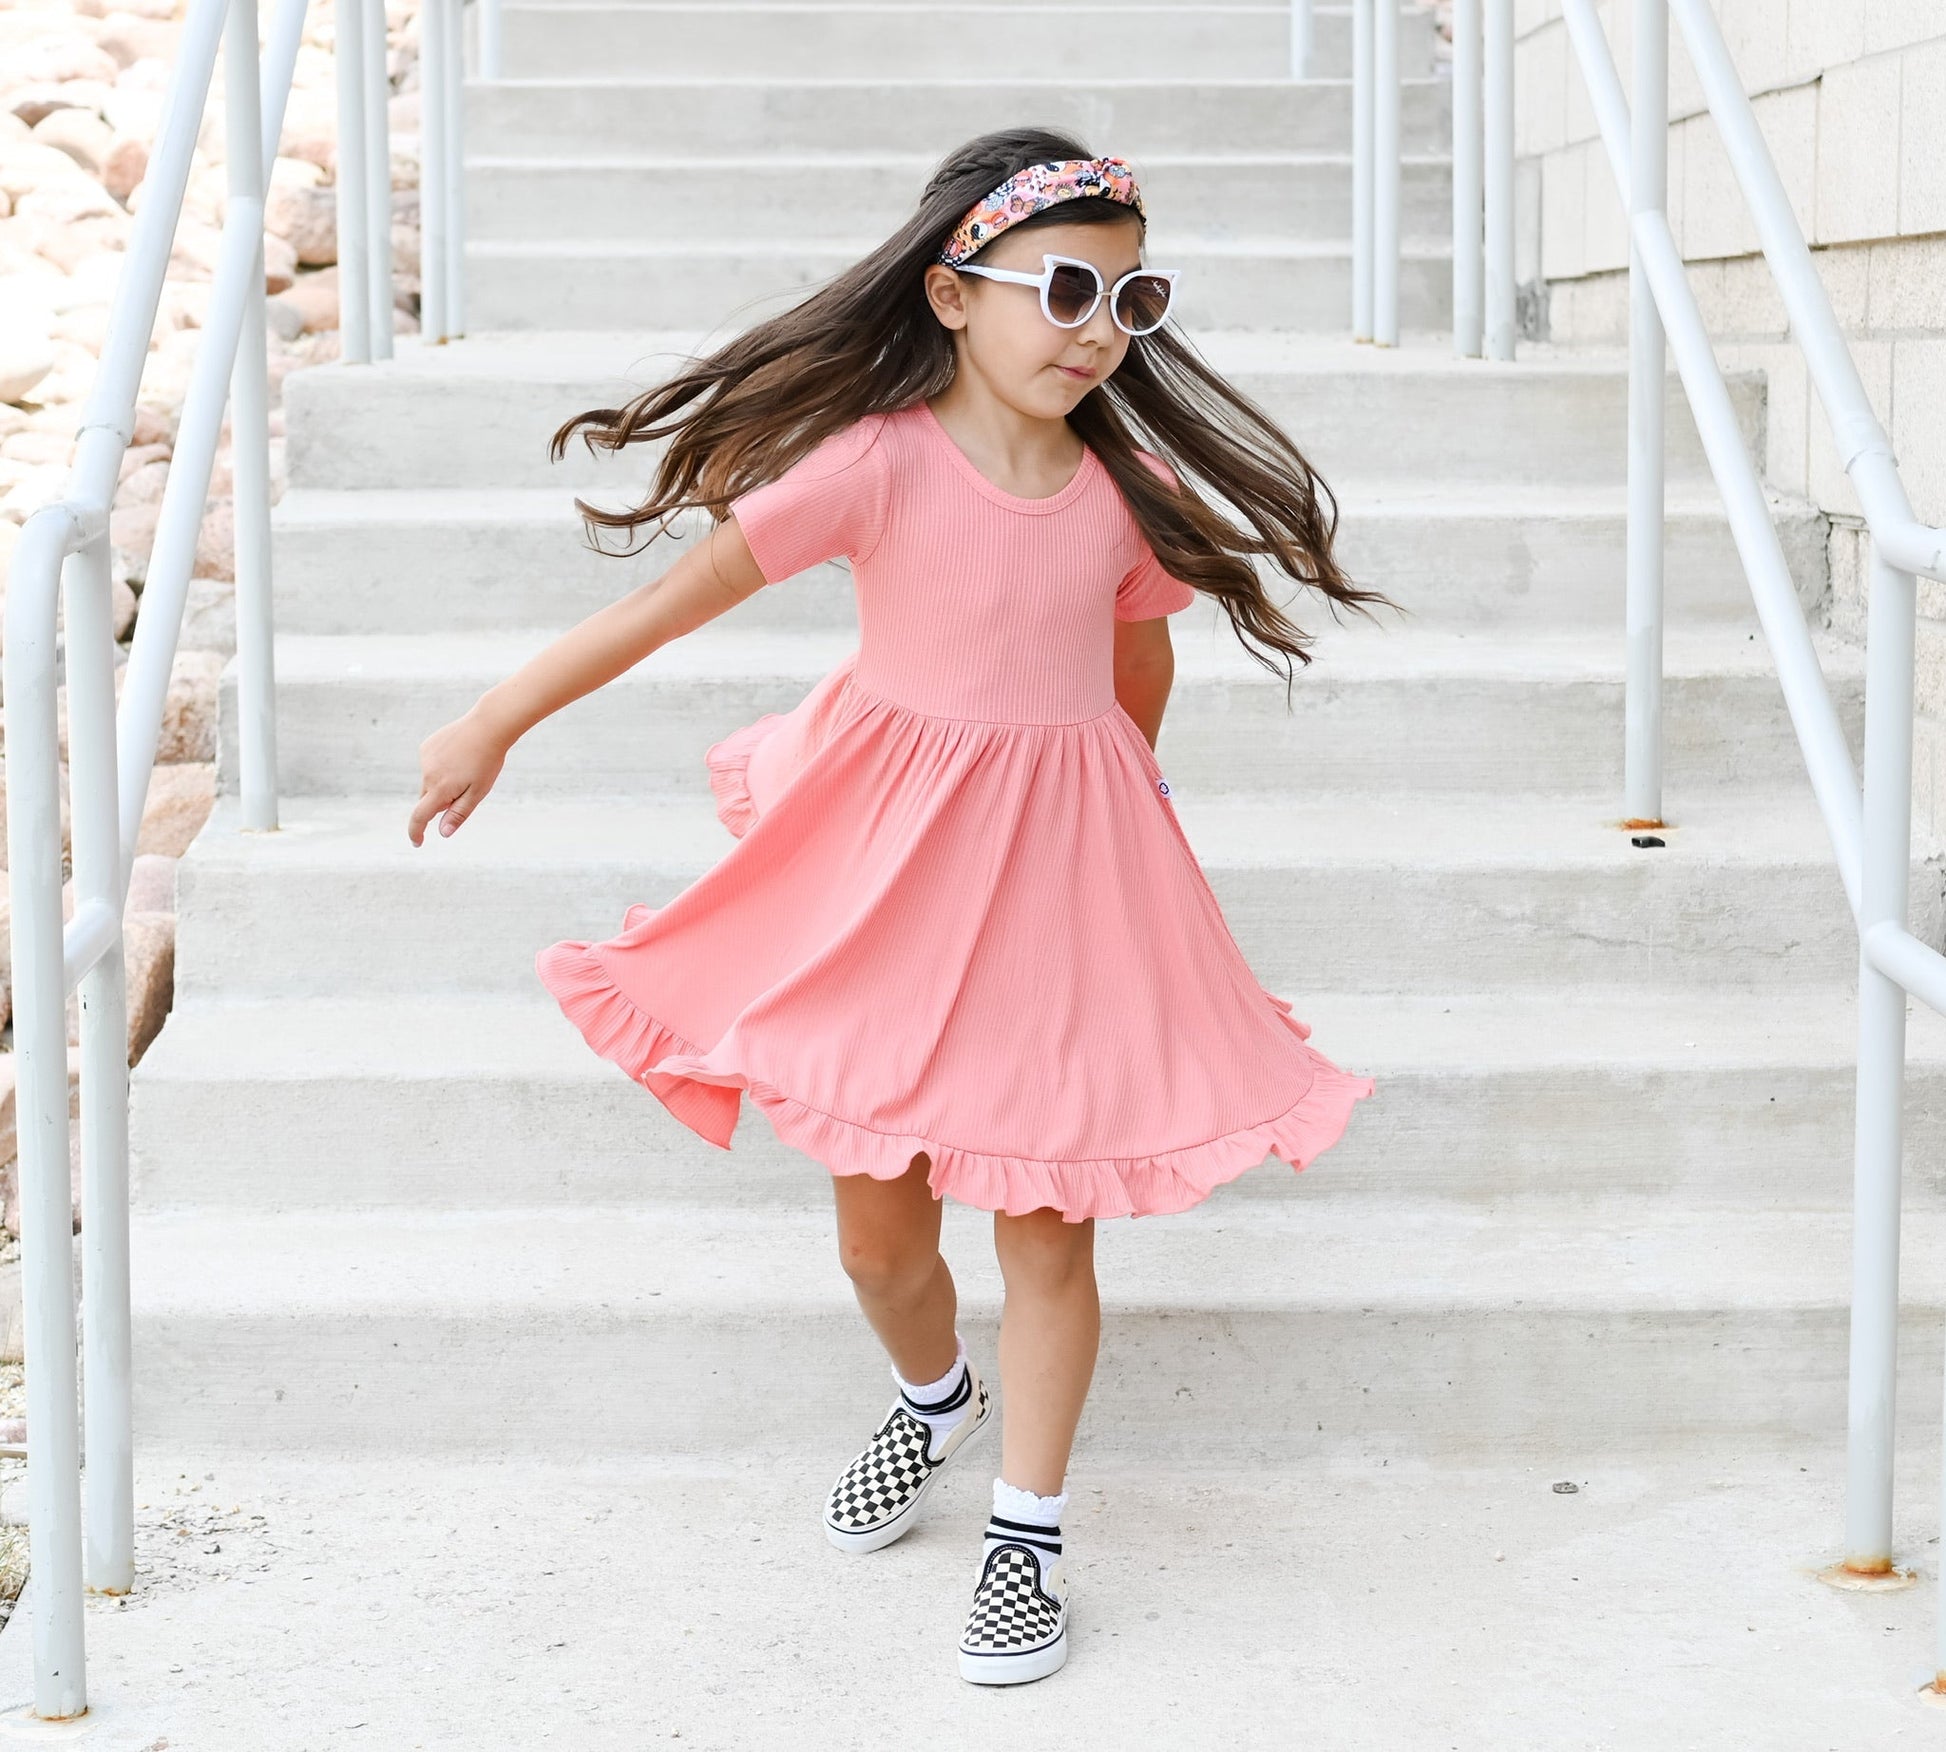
[466,73,1454,158]
[491,3,1438,81]
[215,622,1867,799]
[7,1452,1936,1748]
[270,480,1824,636]
[464,150,1455,246]
[463,235,1456,331]
[130,984,1946,1212]
[282,332,1759,493]
[172,784,1928,1001]
[128,1201,1946,1459]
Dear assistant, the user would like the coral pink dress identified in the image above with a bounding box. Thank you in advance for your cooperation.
[534,397,1374,1220]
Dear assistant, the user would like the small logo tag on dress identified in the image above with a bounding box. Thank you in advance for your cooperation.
[1156,777,1171,796]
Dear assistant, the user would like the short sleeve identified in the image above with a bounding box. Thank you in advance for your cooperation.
[726,415,890,585]
[1115,449,1197,621]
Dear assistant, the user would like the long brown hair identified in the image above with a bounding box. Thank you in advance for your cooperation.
[550,126,1400,687]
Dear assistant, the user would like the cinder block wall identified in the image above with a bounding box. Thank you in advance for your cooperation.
[1513,1,1946,828]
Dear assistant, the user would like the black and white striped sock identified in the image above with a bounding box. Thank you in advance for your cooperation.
[985,1512,1063,1559]
[986,1477,1067,1587]
[892,1334,972,1445]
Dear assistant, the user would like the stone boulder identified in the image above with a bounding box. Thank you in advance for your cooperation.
[266,181,336,267]
[29,108,112,180]
[132,760,214,858]
[0,331,54,406]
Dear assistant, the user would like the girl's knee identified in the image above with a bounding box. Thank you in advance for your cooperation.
[837,1229,938,1300]
[995,1208,1096,1290]
[836,1156,941,1298]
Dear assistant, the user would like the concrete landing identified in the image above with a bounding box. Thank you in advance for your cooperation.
[0,1452,1939,1748]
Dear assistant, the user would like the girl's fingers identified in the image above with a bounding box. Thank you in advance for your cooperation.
[407,777,465,845]
[406,715,503,843]
[407,790,439,846]
[436,783,481,836]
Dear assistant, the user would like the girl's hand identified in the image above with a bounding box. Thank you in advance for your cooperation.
[409,705,511,844]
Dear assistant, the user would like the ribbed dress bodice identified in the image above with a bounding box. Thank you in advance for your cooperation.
[727,398,1197,724]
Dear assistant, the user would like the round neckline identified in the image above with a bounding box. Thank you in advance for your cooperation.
[914,397,1100,513]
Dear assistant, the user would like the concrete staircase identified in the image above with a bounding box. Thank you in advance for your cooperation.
[84,4,1946,1740]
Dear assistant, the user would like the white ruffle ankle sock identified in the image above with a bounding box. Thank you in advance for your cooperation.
[986,1475,1068,1590]
[892,1334,973,1446]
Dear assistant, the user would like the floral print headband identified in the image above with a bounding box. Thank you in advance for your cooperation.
[936,156,1147,267]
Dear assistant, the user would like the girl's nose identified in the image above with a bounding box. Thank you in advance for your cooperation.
[1077,296,1121,341]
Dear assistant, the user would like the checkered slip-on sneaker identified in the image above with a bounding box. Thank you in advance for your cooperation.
[957,1515,1069,1684]
[822,1356,991,1553]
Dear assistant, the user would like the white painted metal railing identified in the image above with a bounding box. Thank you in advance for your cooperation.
[1449,0,1482,354]
[6,0,299,1715]
[1445,0,1514,356]
[1350,0,1373,337]
[1289,0,1313,79]
[1343,0,1946,1672]
[421,0,468,342]
[336,0,468,358]
[1545,0,1946,1671]
[0,0,470,1714]
[1350,0,1396,341]
[332,0,388,361]
[1354,0,1514,352]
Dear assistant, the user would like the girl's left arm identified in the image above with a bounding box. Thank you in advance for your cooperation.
[1113,615,1175,751]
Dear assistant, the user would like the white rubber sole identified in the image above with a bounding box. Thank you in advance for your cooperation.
[958,1629,1069,1685]
[822,1393,992,1555]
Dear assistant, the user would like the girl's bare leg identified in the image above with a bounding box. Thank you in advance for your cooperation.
[992,1209,1099,1495]
[830,1151,959,1382]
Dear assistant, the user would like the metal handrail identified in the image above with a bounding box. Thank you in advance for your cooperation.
[421,0,467,342]
[337,0,472,359]
[1558,1,1867,904]
[1444,0,1514,357]
[1289,0,1313,79]
[0,0,437,1716]
[1552,0,1946,1675]
[1350,0,1397,342]
[5,0,290,1715]
[1357,0,1513,355]
[1450,0,1482,354]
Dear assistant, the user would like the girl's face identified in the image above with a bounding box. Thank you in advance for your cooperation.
[925,216,1147,418]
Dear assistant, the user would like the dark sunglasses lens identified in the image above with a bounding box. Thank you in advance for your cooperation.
[1046,263,1100,325]
[1115,273,1173,332]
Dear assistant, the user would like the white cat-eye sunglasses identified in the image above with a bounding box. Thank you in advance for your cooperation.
[950,252,1182,336]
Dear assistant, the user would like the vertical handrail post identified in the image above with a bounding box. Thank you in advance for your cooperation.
[333,0,372,361]
[1372,0,1400,345]
[260,0,306,158]
[0,0,315,1704]
[443,0,465,337]
[481,0,503,79]
[1846,542,1917,1577]
[1938,1351,1946,1680]
[1351,0,1373,340]
[1483,0,1515,358]
[363,0,394,359]
[71,533,131,1605]
[1452,0,1483,356]
[231,0,278,833]
[1288,0,1312,79]
[421,0,449,341]
[1626,0,1668,826]
[6,514,87,1721]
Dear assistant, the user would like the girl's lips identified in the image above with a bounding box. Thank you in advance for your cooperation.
[1058,365,1095,380]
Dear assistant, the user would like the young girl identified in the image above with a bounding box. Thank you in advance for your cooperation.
[409,128,1386,1685]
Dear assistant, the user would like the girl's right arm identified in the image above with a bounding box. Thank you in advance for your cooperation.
[407,512,769,845]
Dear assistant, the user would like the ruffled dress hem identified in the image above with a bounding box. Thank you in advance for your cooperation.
[535,934,1376,1223]
[703,718,771,839]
